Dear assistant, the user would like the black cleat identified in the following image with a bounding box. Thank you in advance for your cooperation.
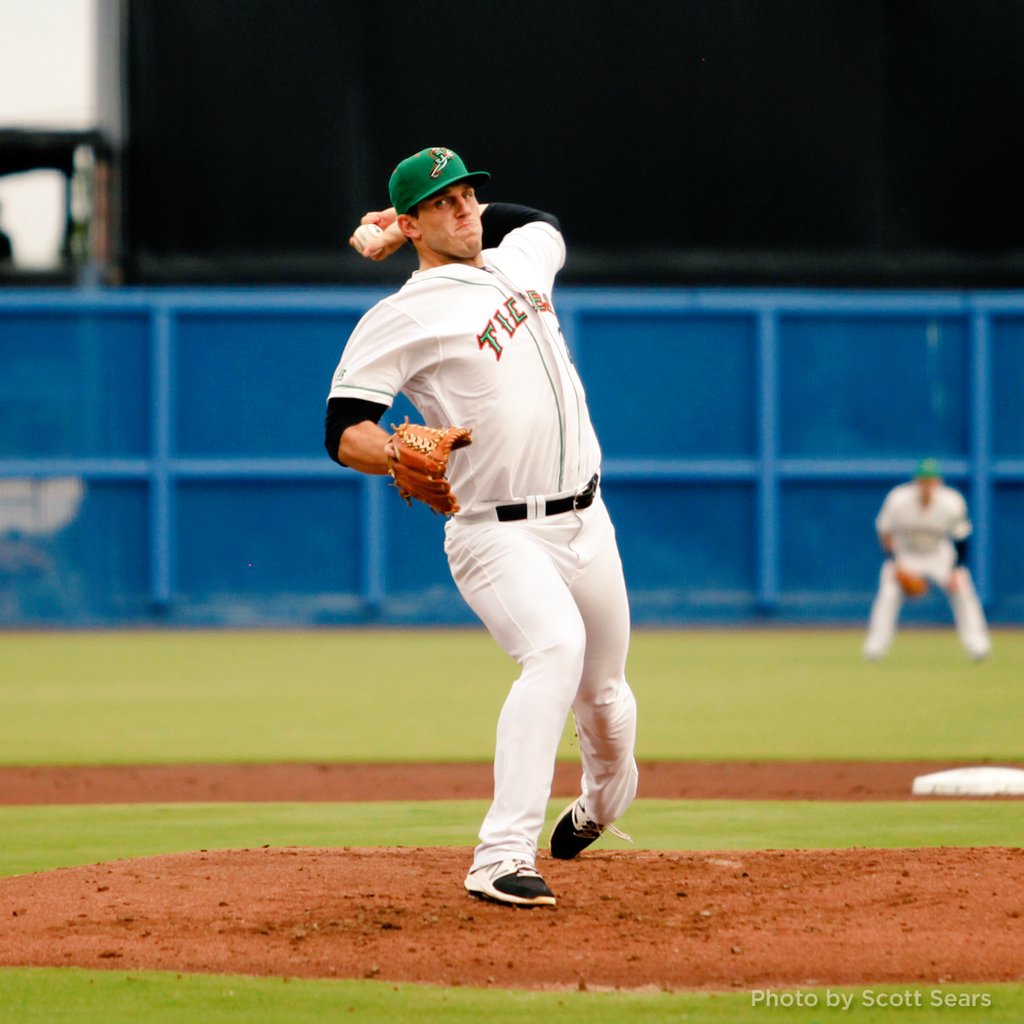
[464,859,556,907]
[549,798,632,860]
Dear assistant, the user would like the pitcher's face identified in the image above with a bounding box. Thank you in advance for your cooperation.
[401,183,484,268]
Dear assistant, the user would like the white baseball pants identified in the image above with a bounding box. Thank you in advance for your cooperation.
[863,554,991,660]
[445,496,639,873]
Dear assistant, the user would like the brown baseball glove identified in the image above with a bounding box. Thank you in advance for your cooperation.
[894,564,929,598]
[387,418,473,515]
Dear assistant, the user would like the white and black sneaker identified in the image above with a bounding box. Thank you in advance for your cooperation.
[549,797,632,860]
[464,859,556,908]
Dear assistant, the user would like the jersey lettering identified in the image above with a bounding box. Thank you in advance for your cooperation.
[493,311,514,336]
[502,297,527,330]
[477,299,529,359]
[477,321,503,359]
[526,290,553,313]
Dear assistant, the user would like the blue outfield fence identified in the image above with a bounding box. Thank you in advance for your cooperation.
[1,286,1023,626]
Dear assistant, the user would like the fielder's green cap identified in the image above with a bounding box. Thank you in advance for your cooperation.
[915,458,941,479]
[388,147,489,215]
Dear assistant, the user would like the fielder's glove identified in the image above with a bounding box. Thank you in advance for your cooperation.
[894,564,929,598]
[387,418,473,515]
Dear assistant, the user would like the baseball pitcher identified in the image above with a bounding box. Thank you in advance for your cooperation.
[324,147,638,907]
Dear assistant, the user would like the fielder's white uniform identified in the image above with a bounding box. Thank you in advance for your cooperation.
[328,220,638,872]
[863,481,991,660]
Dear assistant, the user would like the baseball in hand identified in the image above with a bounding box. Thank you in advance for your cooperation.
[352,223,384,255]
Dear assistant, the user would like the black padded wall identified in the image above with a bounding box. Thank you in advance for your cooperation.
[121,0,1024,285]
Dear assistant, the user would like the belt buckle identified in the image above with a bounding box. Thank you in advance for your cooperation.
[572,474,597,510]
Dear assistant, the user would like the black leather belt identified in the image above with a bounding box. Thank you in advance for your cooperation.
[495,473,599,522]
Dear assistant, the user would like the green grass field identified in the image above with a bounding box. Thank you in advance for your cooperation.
[0,628,1020,764]
[2,969,1018,1024]
[0,627,1021,1023]
[2,799,1023,879]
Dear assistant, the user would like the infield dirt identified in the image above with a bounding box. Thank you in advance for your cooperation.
[0,758,994,804]
[1,761,1022,991]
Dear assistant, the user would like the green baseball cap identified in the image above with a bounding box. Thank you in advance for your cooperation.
[915,458,941,479]
[388,147,490,215]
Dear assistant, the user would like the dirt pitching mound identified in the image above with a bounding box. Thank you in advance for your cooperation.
[2,846,1022,990]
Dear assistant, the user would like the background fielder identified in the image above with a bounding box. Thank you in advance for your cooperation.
[863,459,991,661]
[324,147,638,908]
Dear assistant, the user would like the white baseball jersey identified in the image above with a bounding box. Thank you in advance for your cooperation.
[328,221,601,516]
[875,482,972,557]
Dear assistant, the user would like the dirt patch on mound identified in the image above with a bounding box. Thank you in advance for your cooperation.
[5,763,1021,989]
[2,846,1022,990]
[0,759,998,805]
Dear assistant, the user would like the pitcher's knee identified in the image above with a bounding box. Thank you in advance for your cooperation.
[524,629,587,696]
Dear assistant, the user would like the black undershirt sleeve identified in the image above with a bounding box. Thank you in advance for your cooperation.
[482,203,560,248]
[324,396,389,466]
[954,537,969,566]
